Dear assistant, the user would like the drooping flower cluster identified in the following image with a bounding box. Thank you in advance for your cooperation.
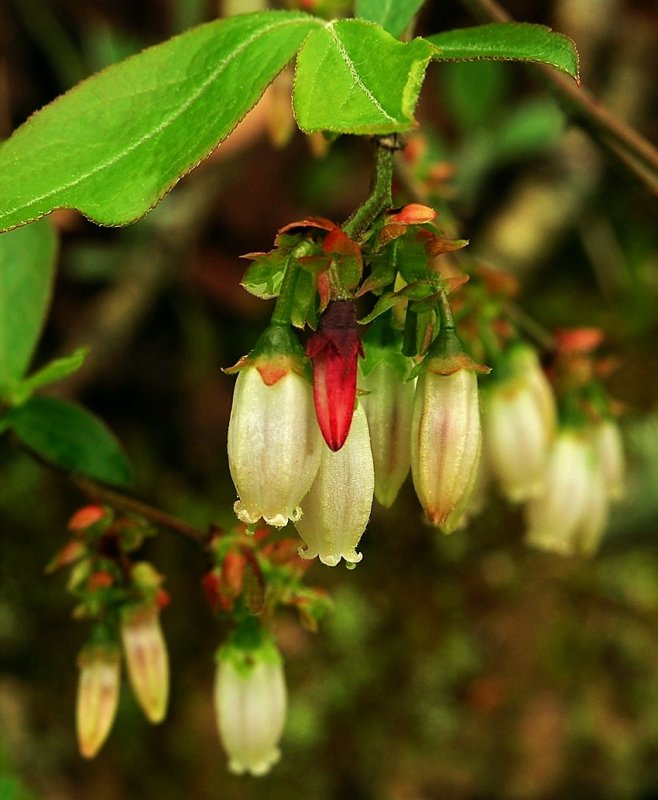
[50,506,170,758]
[230,216,627,567]
[520,330,626,555]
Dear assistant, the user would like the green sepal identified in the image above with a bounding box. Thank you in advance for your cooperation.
[361,318,413,381]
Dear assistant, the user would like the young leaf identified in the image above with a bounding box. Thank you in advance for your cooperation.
[0,218,57,391]
[355,0,426,39]
[426,23,579,81]
[293,19,436,134]
[7,396,132,486]
[0,11,322,231]
[7,348,87,406]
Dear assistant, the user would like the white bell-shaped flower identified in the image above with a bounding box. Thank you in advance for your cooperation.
[295,402,374,566]
[214,639,287,777]
[525,428,609,555]
[228,362,322,527]
[483,345,556,502]
[361,360,415,507]
[411,366,482,533]
[593,418,626,501]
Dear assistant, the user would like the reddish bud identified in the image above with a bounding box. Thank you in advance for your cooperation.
[306,300,363,451]
[88,570,114,591]
[202,569,228,613]
[68,505,107,532]
[555,327,604,354]
[46,539,86,573]
[155,588,171,610]
[386,203,436,225]
[222,551,247,597]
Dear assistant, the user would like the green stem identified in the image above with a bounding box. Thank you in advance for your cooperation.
[436,289,456,332]
[270,242,313,327]
[342,137,398,240]
[74,475,211,547]
[270,256,299,328]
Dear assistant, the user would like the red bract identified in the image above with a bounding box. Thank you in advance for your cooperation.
[306,300,363,451]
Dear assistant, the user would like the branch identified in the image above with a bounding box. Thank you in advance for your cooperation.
[458,0,658,195]
[73,475,212,548]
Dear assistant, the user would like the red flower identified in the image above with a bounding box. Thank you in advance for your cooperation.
[306,300,363,451]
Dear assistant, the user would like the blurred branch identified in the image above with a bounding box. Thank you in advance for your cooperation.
[74,475,212,547]
[459,0,658,195]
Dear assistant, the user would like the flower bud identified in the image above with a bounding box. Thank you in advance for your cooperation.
[594,418,626,501]
[76,643,120,759]
[214,639,287,776]
[525,428,609,556]
[228,345,322,527]
[120,604,169,724]
[361,360,415,507]
[411,334,484,533]
[306,300,363,451]
[296,402,374,566]
[482,344,556,502]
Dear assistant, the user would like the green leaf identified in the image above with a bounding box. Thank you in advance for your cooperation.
[0,11,321,231]
[355,0,426,38]
[293,19,436,134]
[426,23,580,80]
[0,219,57,391]
[7,395,132,486]
[241,252,287,300]
[7,348,87,406]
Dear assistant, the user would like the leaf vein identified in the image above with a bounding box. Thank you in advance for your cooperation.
[326,21,396,123]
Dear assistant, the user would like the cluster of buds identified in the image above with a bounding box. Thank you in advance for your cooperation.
[49,505,170,758]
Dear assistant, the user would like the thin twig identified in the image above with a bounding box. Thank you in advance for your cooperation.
[73,475,211,547]
[458,0,658,195]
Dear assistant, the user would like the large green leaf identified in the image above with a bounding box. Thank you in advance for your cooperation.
[0,11,321,231]
[426,23,580,80]
[7,395,132,486]
[355,0,427,38]
[0,219,57,392]
[293,19,436,134]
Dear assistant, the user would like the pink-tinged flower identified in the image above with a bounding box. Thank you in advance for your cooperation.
[296,402,374,566]
[306,300,363,451]
[525,428,609,556]
[214,639,287,776]
[228,352,322,527]
[361,359,415,507]
[483,344,556,502]
[594,418,626,502]
[120,604,169,724]
[76,643,120,759]
[411,352,483,533]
